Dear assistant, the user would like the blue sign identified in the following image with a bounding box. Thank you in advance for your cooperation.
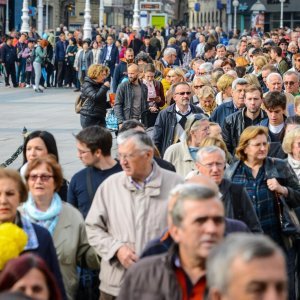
[15,0,23,31]
[226,0,232,14]
[28,6,37,17]
[217,0,223,10]
[194,3,200,12]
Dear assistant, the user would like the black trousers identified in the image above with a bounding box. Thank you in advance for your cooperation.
[56,61,65,87]
[4,63,17,86]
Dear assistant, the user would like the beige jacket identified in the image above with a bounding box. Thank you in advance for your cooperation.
[85,162,183,296]
[163,140,196,178]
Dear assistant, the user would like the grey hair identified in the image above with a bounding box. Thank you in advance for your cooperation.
[117,129,154,151]
[170,183,220,226]
[170,81,191,95]
[199,62,213,73]
[196,146,226,163]
[164,47,177,57]
[283,70,300,82]
[207,233,284,294]
[232,78,248,90]
[266,72,283,84]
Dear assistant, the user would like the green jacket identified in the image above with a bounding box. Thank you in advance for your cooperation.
[34,45,47,64]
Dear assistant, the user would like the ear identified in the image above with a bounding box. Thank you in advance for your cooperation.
[209,288,224,300]
[169,223,181,244]
[94,148,102,157]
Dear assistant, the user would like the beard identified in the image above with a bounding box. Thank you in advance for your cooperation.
[129,75,138,83]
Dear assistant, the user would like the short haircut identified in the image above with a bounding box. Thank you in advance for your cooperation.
[117,130,154,151]
[197,86,215,99]
[285,115,300,125]
[125,48,134,54]
[163,47,176,57]
[186,114,209,142]
[283,70,299,82]
[87,64,110,79]
[261,64,277,73]
[207,233,284,294]
[170,81,190,94]
[266,72,282,84]
[170,183,220,226]
[196,146,226,163]
[263,91,286,110]
[271,46,282,57]
[199,62,213,73]
[118,120,145,134]
[217,74,235,92]
[135,52,153,64]
[236,126,269,161]
[204,43,216,53]
[221,59,236,68]
[232,78,248,90]
[0,168,28,203]
[25,154,64,192]
[243,74,260,88]
[282,127,300,154]
[244,84,263,98]
[75,125,113,156]
[253,55,268,69]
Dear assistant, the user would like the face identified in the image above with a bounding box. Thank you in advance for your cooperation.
[191,120,210,146]
[240,41,247,53]
[222,64,232,73]
[0,178,20,224]
[262,70,271,86]
[168,72,182,84]
[127,66,139,83]
[221,253,287,300]
[60,35,65,41]
[11,268,50,300]
[173,85,192,110]
[27,163,56,201]
[76,142,100,167]
[217,47,226,58]
[267,76,283,92]
[96,70,108,83]
[171,198,225,262]
[106,36,113,45]
[272,35,279,44]
[232,84,247,109]
[244,134,269,162]
[279,42,288,51]
[118,140,153,180]
[209,125,222,140]
[294,56,300,70]
[26,138,48,163]
[125,51,134,62]
[245,90,263,114]
[283,74,299,94]
[192,79,204,93]
[288,44,298,53]
[252,38,261,48]
[196,151,225,185]
[200,96,215,109]
[144,71,155,82]
[265,106,285,126]
[144,38,150,46]
[291,137,300,160]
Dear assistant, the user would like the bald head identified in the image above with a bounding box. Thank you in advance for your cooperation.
[127,63,139,83]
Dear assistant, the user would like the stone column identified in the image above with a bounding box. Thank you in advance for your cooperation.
[37,0,43,36]
[83,0,92,40]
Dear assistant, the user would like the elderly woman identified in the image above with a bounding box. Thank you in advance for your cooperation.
[215,74,234,105]
[196,85,217,117]
[221,58,236,73]
[163,114,210,177]
[0,168,66,298]
[282,126,300,182]
[225,125,300,298]
[22,155,99,300]
[80,63,110,128]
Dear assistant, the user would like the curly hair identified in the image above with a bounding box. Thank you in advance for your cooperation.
[87,64,110,79]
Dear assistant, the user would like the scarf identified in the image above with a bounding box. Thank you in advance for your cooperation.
[288,154,300,182]
[23,192,62,236]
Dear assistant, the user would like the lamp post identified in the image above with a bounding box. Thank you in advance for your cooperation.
[132,0,140,31]
[5,0,9,34]
[20,0,30,33]
[37,0,43,36]
[83,0,92,40]
[232,0,239,35]
[99,0,104,28]
[279,0,285,28]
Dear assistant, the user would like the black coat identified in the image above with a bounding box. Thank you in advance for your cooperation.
[140,44,157,60]
[1,43,17,64]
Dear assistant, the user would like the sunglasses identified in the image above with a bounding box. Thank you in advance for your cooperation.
[284,81,295,86]
[175,91,192,95]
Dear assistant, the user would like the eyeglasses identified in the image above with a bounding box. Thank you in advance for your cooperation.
[77,149,91,155]
[28,174,54,182]
[193,85,204,89]
[284,81,295,86]
[175,91,192,96]
[198,162,225,169]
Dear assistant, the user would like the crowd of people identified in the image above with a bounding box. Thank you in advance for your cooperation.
[0,23,300,300]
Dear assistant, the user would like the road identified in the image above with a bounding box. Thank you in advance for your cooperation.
[0,84,105,180]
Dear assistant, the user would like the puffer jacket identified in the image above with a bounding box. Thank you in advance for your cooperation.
[114,79,148,125]
[80,77,110,118]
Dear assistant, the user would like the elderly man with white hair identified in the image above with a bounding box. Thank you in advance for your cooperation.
[160,47,177,68]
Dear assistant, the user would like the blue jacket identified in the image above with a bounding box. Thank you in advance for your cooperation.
[99,44,119,66]
[210,100,237,126]
[112,60,128,93]
[55,40,68,62]
[189,38,199,59]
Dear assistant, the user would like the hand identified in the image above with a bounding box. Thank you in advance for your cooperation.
[104,81,110,87]
[267,178,287,196]
[118,123,123,130]
[149,106,158,112]
[116,245,138,269]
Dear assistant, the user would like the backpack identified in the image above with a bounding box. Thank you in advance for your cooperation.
[75,94,88,114]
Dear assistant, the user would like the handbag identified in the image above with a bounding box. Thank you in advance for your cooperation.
[75,94,88,114]
[105,108,118,131]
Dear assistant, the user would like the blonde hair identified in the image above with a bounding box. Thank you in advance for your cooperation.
[197,86,215,99]
[243,74,260,88]
[87,64,110,79]
[217,74,234,92]
[194,75,211,87]
[254,55,268,70]
[168,67,185,80]
[282,127,300,155]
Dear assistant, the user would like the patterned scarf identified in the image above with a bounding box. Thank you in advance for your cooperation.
[23,192,62,236]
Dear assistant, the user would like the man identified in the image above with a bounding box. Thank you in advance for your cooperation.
[222,85,268,154]
[261,64,277,93]
[200,43,216,63]
[112,48,134,93]
[195,146,262,233]
[117,183,225,299]
[68,126,122,219]
[55,33,68,87]
[236,40,247,57]
[289,52,300,72]
[128,31,143,56]
[271,32,280,45]
[85,130,183,299]
[114,63,148,128]
[210,78,248,126]
[270,46,289,76]
[195,34,206,58]
[215,44,227,60]
[251,35,262,49]
[159,47,177,69]
[283,70,300,96]
[1,36,18,87]
[207,234,288,300]
[153,82,204,156]
[99,35,119,79]
[140,36,157,60]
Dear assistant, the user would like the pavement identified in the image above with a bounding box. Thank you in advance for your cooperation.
[0,83,116,181]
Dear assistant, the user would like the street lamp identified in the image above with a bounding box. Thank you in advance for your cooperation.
[99,0,104,28]
[232,0,239,34]
[132,0,140,31]
[20,0,30,33]
[279,0,285,28]
[83,0,92,40]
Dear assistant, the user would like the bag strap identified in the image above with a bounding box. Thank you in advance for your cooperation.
[86,167,94,204]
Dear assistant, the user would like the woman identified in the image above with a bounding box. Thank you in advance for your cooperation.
[33,39,48,93]
[73,39,83,92]
[64,37,77,88]
[181,41,192,69]
[225,126,300,298]
[0,253,62,300]
[142,63,165,127]
[221,59,236,74]
[196,85,217,117]
[215,74,234,105]
[282,127,300,182]
[165,68,186,105]
[80,64,110,128]
[0,168,66,299]
[91,40,101,65]
[20,130,68,202]
[22,155,99,300]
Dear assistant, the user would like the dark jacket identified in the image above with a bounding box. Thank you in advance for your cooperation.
[55,40,68,62]
[153,104,204,156]
[112,59,128,93]
[222,108,268,154]
[114,80,148,125]
[225,157,300,209]
[99,43,119,77]
[140,44,157,60]
[129,38,143,56]
[1,43,17,64]
[80,77,110,118]
[210,100,236,126]
[219,179,262,233]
